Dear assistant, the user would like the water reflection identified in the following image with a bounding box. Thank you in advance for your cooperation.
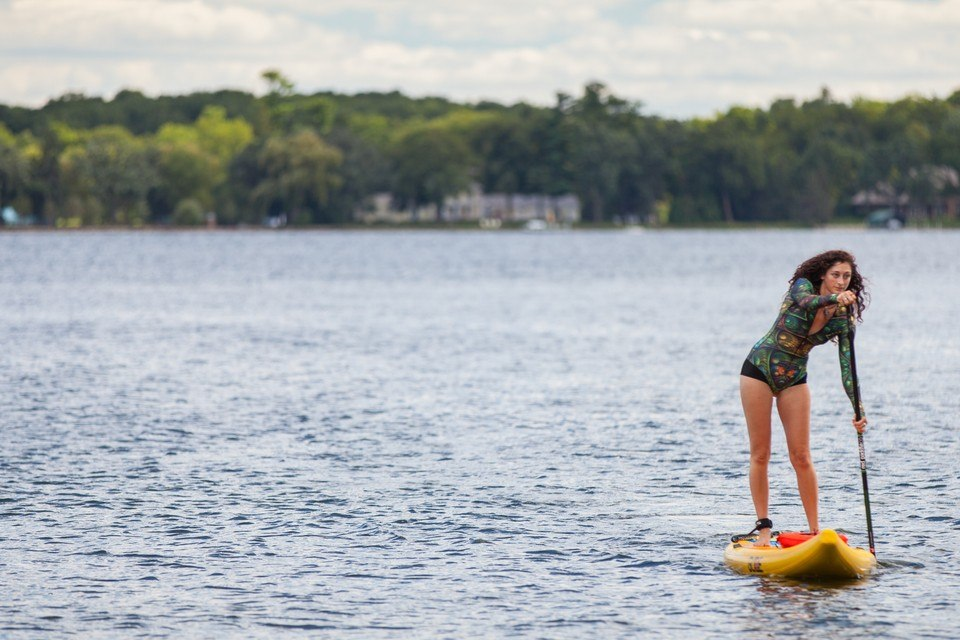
[741,578,872,636]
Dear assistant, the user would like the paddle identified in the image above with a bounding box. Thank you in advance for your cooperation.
[848,329,876,557]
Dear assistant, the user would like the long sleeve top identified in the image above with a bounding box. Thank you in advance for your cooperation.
[746,278,860,411]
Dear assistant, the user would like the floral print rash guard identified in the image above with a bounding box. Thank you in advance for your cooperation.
[746,278,860,411]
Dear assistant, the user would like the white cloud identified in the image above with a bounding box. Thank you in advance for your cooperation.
[1,0,958,117]
[2,0,340,50]
[412,2,607,43]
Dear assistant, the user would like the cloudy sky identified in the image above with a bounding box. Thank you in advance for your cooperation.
[1,0,958,117]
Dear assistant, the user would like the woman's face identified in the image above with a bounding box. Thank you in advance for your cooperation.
[821,261,853,295]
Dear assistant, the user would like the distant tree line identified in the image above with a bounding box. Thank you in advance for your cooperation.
[1,71,959,227]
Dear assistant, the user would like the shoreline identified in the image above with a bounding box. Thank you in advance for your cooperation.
[3,222,958,233]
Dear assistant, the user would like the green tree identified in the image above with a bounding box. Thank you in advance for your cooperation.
[251,129,344,224]
[558,82,669,222]
[562,83,639,222]
[567,119,633,221]
[172,198,205,226]
[261,69,295,98]
[792,138,861,224]
[469,106,571,195]
[343,113,392,146]
[324,127,392,222]
[152,140,219,216]
[270,96,337,135]
[0,124,32,212]
[698,107,766,222]
[193,106,255,164]
[151,106,253,218]
[933,108,960,171]
[391,124,472,217]
[26,122,79,224]
[61,125,158,224]
[260,69,336,134]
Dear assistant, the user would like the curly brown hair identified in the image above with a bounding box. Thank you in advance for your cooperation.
[790,250,868,322]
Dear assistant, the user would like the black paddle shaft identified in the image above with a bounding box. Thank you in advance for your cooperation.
[849,330,876,557]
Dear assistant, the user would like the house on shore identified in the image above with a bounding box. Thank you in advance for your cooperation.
[851,166,960,226]
[356,185,581,225]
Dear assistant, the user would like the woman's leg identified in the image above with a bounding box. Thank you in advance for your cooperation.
[776,384,818,533]
[740,376,774,545]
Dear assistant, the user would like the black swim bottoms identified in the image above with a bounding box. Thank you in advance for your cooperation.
[740,359,807,388]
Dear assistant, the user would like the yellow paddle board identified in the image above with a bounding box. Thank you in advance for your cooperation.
[724,529,876,579]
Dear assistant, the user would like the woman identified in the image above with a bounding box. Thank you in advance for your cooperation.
[739,250,868,546]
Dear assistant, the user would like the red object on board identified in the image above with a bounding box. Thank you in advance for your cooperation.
[777,531,849,548]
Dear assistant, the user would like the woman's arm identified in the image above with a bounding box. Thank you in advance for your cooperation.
[791,278,839,310]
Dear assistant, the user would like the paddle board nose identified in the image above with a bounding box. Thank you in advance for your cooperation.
[819,529,841,545]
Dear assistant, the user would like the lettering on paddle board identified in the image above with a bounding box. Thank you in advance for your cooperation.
[748,559,763,573]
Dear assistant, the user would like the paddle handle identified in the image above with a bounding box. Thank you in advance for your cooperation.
[849,330,876,557]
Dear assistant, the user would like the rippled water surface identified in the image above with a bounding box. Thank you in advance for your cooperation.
[2,229,958,638]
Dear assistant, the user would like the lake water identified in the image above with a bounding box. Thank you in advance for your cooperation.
[1,229,958,638]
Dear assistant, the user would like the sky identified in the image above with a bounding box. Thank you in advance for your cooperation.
[1,0,958,118]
